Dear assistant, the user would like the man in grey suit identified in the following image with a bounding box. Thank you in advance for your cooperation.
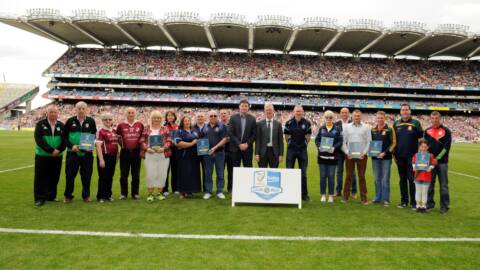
[255,103,284,168]
[228,99,256,167]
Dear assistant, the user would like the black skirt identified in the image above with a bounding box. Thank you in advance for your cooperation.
[176,146,201,193]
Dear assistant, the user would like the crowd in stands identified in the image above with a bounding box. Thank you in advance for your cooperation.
[46,49,480,88]
[4,103,479,142]
[47,89,478,110]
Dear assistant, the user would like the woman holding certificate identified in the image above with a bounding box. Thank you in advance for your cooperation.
[174,116,202,199]
[315,111,343,203]
[140,111,172,202]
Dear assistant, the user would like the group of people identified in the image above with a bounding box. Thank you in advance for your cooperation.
[34,100,452,214]
[48,48,480,88]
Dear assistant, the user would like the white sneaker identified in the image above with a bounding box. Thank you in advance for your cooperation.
[174,191,180,195]
[203,193,212,200]
[320,195,326,202]
[163,191,170,197]
[328,195,334,203]
[217,193,226,199]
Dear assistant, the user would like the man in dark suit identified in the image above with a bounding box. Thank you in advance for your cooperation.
[228,99,256,167]
[255,103,283,168]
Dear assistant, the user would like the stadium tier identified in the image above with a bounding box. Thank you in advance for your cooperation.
[0,83,38,124]
[39,48,480,114]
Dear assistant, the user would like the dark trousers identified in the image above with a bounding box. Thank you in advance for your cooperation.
[343,158,368,202]
[34,155,62,202]
[258,147,279,168]
[97,155,117,200]
[286,148,308,196]
[119,148,141,197]
[396,156,416,206]
[64,152,93,199]
[427,163,450,211]
[225,151,233,192]
[165,150,178,193]
[232,147,253,167]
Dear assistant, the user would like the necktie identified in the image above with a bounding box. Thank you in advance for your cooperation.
[267,120,272,145]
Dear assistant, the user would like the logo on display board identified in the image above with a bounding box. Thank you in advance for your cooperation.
[251,170,282,200]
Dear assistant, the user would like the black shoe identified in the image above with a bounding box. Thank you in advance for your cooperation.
[302,195,310,202]
[35,200,45,207]
[47,198,59,202]
[397,203,407,209]
[440,208,449,215]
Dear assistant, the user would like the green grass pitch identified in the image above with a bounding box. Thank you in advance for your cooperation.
[0,130,479,269]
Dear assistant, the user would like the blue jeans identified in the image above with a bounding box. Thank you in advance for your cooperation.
[337,156,357,194]
[319,163,336,195]
[203,151,225,194]
[372,159,392,202]
[427,163,450,211]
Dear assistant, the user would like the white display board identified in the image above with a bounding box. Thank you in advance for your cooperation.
[232,167,302,209]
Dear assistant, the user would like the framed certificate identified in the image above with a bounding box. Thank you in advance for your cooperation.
[319,137,334,152]
[197,139,210,156]
[349,142,362,159]
[79,133,96,151]
[369,140,383,157]
[149,135,164,147]
[415,152,430,171]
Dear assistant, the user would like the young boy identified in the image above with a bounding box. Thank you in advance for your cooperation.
[412,139,437,213]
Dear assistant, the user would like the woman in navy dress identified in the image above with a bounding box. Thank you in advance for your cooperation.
[175,116,201,198]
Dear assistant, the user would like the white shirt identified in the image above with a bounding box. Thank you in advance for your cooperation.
[342,122,372,155]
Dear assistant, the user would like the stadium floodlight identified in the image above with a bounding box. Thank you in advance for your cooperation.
[72,9,110,23]
[434,24,469,36]
[301,17,339,30]
[209,13,248,26]
[391,21,427,34]
[117,10,156,24]
[26,8,64,21]
[347,19,384,32]
[256,15,293,28]
[164,11,201,24]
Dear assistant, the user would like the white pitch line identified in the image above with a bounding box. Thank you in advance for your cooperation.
[449,170,480,180]
[0,228,479,242]
[0,164,34,174]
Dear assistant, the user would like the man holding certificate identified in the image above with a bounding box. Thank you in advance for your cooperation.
[370,111,396,206]
[200,110,228,200]
[341,109,371,205]
[63,101,97,203]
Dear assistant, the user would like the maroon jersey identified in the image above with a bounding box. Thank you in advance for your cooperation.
[116,121,144,150]
[97,128,119,156]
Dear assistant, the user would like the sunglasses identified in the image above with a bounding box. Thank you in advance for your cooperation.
[103,119,113,121]
[210,115,218,117]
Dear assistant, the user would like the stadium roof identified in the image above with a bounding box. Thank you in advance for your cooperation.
[0,83,39,113]
[1,9,480,59]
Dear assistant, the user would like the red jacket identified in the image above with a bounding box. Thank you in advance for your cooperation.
[139,125,172,158]
[412,153,438,182]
